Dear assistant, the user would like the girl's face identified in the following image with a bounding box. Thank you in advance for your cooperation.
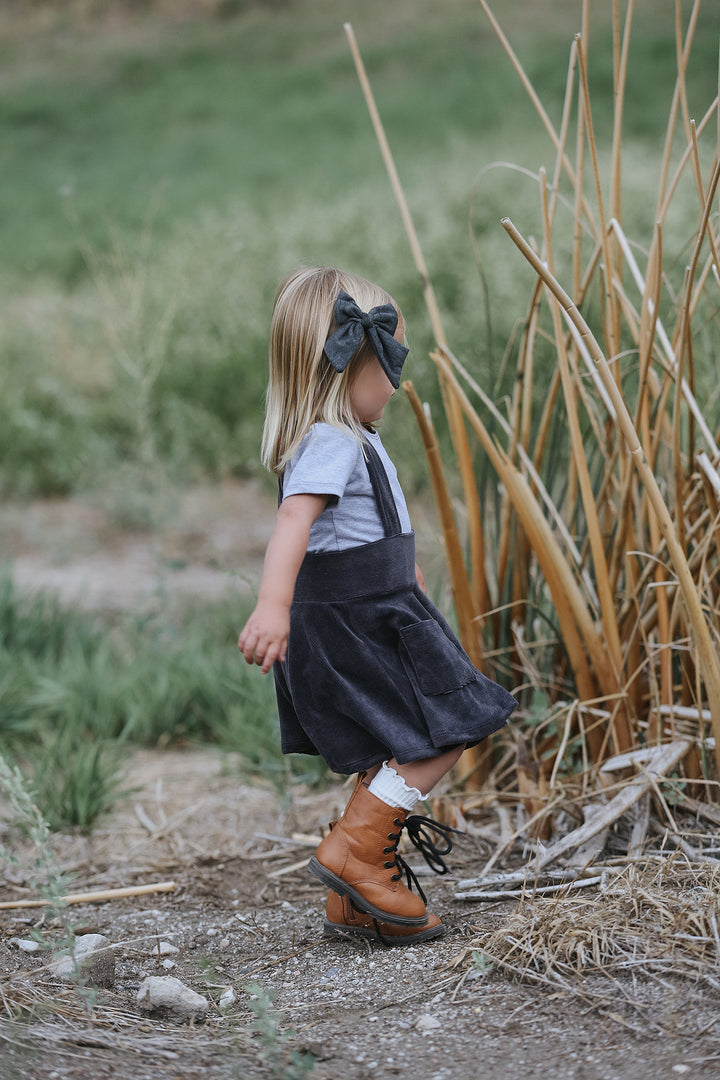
[349,317,405,425]
[349,356,395,424]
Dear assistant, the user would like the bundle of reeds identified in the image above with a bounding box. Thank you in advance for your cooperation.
[346,0,720,797]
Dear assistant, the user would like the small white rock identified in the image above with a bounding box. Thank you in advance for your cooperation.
[415,1014,441,1033]
[13,938,40,953]
[50,934,115,988]
[152,940,179,956]
[137,975,209,1022]
[218,986,236,1010]
[162,959,176,970]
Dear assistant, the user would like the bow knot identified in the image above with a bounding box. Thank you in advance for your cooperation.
[323,289,409,389]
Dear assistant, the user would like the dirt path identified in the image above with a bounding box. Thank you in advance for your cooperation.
[0,482,275,612]
[1,747,718,1080]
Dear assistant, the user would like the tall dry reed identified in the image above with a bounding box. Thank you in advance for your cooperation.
[345,2,720,795]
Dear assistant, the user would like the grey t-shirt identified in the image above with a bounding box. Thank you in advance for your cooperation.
[282,423,412,553]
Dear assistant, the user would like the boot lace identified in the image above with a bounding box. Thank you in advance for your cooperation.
[404,814,464,875]
[381,814,463,901]
[382,818,428,904]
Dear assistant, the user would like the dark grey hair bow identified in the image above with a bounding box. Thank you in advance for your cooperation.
[323,290,409,389]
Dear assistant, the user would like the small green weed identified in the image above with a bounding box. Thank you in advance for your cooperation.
[244,981,315,1080]
[0,753,101,1018]
[470,949,494,976]
[0,752,73,914]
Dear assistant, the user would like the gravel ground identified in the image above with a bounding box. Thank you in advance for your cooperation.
[2,748,719,1080]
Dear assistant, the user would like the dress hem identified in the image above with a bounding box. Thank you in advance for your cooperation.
[281,715,510,775]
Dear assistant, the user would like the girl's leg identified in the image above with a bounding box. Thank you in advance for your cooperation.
[365,745,465,796]
[391,745,465,795]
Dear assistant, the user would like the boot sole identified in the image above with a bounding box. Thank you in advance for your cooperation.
[323,919,446,946]
[307,857,428,927]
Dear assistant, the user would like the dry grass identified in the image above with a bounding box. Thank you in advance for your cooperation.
[452,855,720,1023]
[347,0,720,800]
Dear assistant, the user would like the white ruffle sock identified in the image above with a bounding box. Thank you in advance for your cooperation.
[366,761,430,811]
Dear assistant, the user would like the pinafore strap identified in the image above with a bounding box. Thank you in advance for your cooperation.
[360,437,402,538]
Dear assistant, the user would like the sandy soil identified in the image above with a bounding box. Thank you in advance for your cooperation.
[0,482,275,613]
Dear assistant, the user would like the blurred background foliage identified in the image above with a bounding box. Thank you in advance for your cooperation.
[1,0,717,501]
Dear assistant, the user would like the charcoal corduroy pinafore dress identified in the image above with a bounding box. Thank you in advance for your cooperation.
[273,438,517,774]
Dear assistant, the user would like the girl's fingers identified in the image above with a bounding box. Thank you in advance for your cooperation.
[238,623,286,671]
[239,630,260,664]
[260,647,277,674]
[260,636,287,674]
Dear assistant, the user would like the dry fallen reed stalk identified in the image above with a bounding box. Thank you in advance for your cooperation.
[345,1,720,809]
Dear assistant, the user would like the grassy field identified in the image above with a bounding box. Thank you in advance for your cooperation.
[2,0,719,827]
[1,0,717,501]
[0,577,323,829]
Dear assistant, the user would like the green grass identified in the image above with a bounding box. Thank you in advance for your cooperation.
[0,577,330,830]
[1,0,717,500]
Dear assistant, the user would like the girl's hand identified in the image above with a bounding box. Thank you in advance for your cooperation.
[415,562,426,593]
[237,492,327,676]
[238,601,290,674]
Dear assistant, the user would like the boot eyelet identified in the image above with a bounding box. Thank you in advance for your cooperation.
[387,834,395,841]
[391,873,401,882]
[383,847,391,854]
[394,818,403,827]
[384,861,394,869]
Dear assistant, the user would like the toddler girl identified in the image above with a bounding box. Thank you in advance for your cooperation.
[239,265,516,944]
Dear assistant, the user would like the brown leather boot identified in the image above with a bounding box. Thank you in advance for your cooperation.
[308,780,428,926]
[324,891,445,946]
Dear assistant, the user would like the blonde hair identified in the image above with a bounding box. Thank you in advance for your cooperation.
[261,265,402,474]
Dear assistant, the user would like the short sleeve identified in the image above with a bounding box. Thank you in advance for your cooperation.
[283,424,360,503]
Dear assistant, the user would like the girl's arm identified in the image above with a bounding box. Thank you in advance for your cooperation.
[238,492,328,673]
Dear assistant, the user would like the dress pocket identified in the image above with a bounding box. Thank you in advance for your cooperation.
[399,619,476,696]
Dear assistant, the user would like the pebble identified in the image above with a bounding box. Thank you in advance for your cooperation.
[12,938,40,953]
[50,934,115,989]
[137,975,209,1022]
[153,940,179,956]
[218,986,236,1010]
[415,1014,442,1033]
